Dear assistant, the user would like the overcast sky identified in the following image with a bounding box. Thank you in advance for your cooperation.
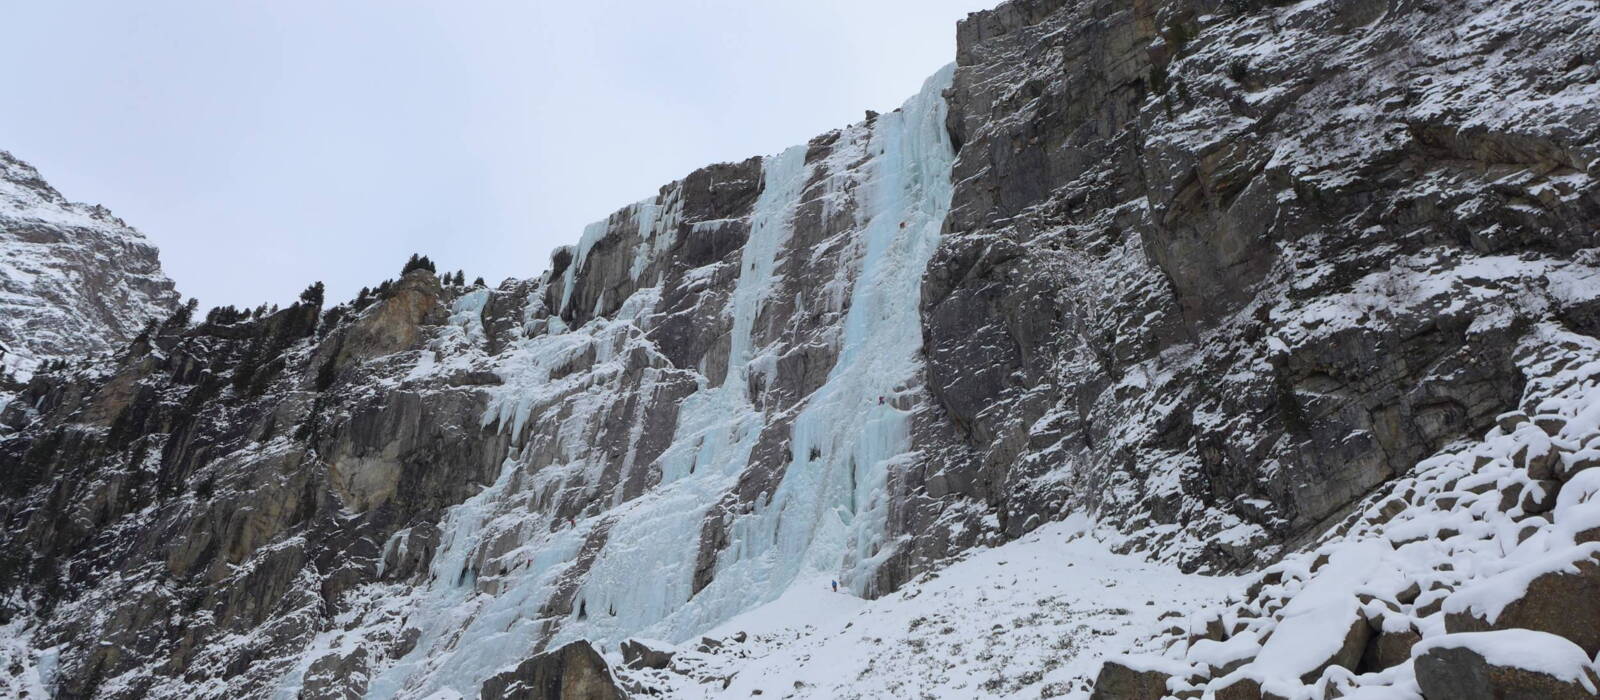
[1,1,994,309]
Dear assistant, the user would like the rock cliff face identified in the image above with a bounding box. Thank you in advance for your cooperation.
[0,151,179,380]
[0,0,1597,697]
[911,0,1600,576]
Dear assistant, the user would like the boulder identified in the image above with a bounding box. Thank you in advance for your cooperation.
[1534,413,1569,438]
[1308,615,1371,682]
[1515,438,1560,481]
[620,638,675,670]
[1496,411,1530,433]
[1560,449,1600,482]
[1445,546,1600,656]
[1359,622,1421,673]
[1208,675,1289,700]
[1520,479,1562,515]
[479,641,625,700]
[1089,658,1170,700]
[1415,630,1599,700]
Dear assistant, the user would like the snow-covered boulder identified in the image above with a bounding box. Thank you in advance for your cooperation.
[1444,544,1600,656]
[1089,655,1188,700]
[1414,630,1600,700]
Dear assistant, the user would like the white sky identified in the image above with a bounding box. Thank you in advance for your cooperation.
[0,1,995,309]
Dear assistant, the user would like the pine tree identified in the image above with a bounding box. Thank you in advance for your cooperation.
[401,254,437,276]
[160,298,199,334]
[206,305,244,325]
[232,336,265,394]
[299,281,325,307]
[473,277,485,287]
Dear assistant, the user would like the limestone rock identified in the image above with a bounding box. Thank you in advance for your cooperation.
[337,269,447,363]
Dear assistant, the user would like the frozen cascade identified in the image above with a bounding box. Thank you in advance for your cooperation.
[324,65,955,699]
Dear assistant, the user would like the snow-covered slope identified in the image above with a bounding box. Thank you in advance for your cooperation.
[0,150,178,378]
[621,517,1242,699]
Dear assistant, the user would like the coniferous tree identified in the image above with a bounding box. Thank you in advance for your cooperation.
[232,336,265,394]
[473,277,486,287]
[320,305,346,335]
[299,281,325,307]
[206,305,244,325]
[161,298,199,334]
[401,254,437,276]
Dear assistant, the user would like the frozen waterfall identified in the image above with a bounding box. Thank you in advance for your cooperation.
[335,64,956,699]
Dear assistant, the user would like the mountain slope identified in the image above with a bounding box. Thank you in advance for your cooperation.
[0,0,1597,698]
[0,151,179,379]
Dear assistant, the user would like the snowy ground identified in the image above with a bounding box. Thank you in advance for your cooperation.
[617,516,1244,699]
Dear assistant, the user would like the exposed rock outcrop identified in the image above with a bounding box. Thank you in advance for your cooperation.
[620,639,675,670]
[909,0,1600,576]
[479,641,625,700]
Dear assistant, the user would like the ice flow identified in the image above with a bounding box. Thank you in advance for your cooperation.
[336,64,956,699]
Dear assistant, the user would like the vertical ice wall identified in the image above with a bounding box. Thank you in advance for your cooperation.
[339,65,956,699]
[564,63,956,646]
